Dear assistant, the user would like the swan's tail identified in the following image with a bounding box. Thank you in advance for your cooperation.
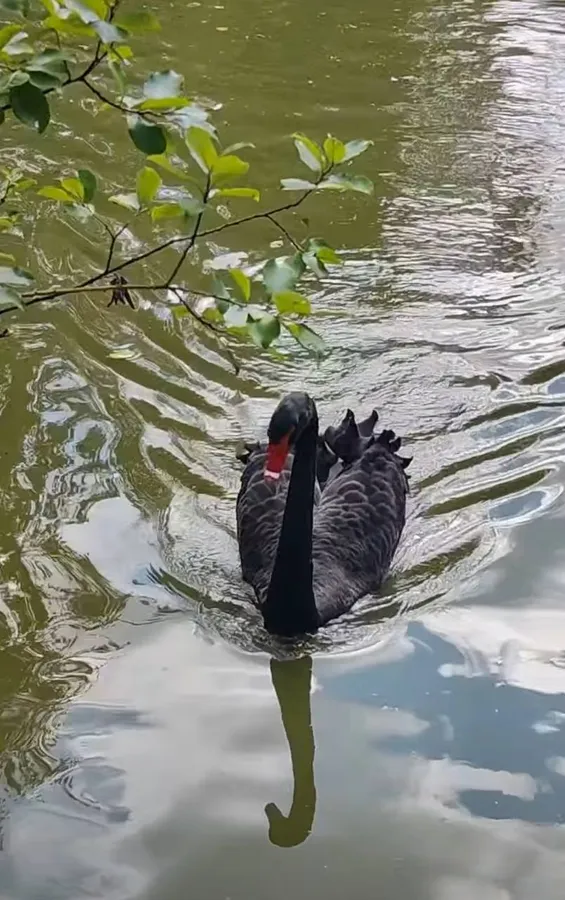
[357,408,379,437]
[376,428,412,471]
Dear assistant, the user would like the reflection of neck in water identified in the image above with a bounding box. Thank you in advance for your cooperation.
[265,655,317,848]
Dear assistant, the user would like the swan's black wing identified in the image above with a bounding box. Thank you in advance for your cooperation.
[312,430,410,624]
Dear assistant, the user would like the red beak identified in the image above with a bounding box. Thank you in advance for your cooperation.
[265,435,290,480]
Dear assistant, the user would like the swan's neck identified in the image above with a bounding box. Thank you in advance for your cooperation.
[263,422,319,636]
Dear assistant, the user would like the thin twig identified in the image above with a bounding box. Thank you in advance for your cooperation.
[81,76,129,113]
[103,221,128,274]
[169,286,240,374]
[165,176,211,287]
[265,213,303,251]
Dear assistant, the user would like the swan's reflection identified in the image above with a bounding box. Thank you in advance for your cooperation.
[265,655,317,847]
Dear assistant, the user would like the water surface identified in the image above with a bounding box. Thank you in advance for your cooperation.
[2,0,565,897]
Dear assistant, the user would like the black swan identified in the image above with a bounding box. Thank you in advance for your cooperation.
[236,392,411,637]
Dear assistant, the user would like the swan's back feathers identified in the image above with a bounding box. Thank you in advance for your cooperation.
[312,432,410,624]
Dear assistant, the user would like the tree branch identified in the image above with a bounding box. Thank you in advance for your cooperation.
[169,287,240,374]
[79,188,314,288]
[4,281,235,313]
[265,213,303,251]
[0,45,108,114]
[80,76,127,112]
[1,173,326,329]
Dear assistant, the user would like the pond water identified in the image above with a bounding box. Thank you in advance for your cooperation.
[2,0,565,897]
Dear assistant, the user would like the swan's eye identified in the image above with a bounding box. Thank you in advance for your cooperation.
[265,433,291,480]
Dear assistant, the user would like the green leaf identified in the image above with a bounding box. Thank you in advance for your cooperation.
[303,238,342,277]
[0,24,21,50]
[248,314,280,349]
[0,264,32,285]
[212,187,259,202]
[137,96,190,111]
[10,80,49,132]
[6,70,28,88]
[201,303,224,324]
[0,252,15,264]
[108,58,125,94]
[323,135,346,166]
[0,0,29,13]
[113,43,133,60]
[185,125,218,173]
[211,274,231,301]
[262,254,306,296]
[60,177,84,201]
[274,291,311,315]
[280,177,316,191]
[178,194,203,216]
[222,141,255,154]
[292,133,324,172]
[109,192,140,211]
[0,284,23,310]
[136,166,161,205]
[0,217,15,230]
[127,116,166,155]
[28,48,70,82]
[67,0,108,18]
[93,20,126,44]
[143,69,183,99]
[42,14,95,37]
[29,47,70,69]
[2,30,32,55]
[224,305,248,327]
[342,139,373,162]
[285,322,328,358]
[39,0,59,14]
[38,185,76,202]
[301,251,327,278]
[114,10,160,31]
[211,154,249,182]
[147,154,195,182]
[27,70,61,89]
[309,239,342,265]
[78,168,96,203]
[318,174,374,195]
[12,176,35,191]
[230,268,250,302]
[150,202,184,221]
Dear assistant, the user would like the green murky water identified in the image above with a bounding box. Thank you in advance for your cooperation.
[3,0,565,896]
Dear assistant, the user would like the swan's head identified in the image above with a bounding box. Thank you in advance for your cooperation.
[265,392,317,480]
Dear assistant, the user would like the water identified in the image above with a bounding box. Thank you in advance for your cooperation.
[2,0,565,895]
